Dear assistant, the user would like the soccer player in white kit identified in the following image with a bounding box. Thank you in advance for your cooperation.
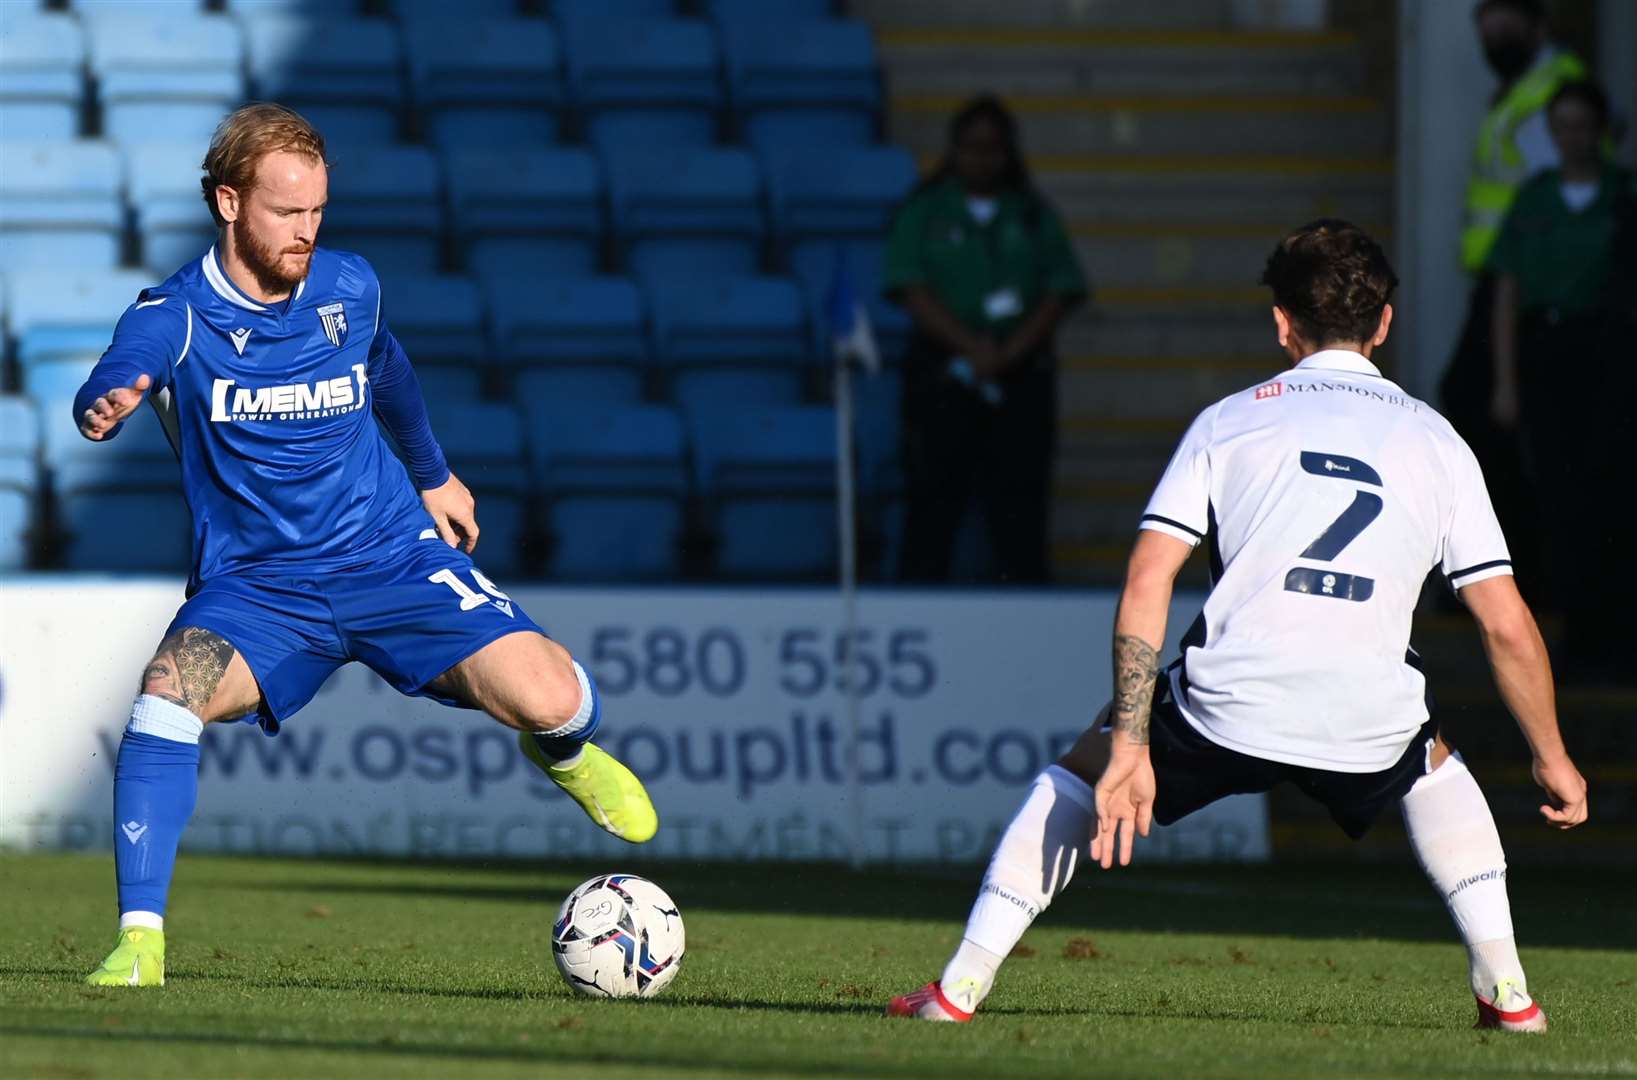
[888,220,1588,1032]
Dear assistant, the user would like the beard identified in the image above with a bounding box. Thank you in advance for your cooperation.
[232,218,312,297]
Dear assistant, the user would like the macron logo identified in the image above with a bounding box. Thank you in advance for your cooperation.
[121,820,148,844]
[229,327,252,356]
[1255,383,1283,401]
[135,297,167,310]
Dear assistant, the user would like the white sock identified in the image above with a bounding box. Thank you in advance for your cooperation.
[119,911,163,931]
[1401,752,1525,999]
[940,765,1096,1012]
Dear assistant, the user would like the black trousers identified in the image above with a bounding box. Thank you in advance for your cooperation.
[898,339,1055,585]
[1516,310,1637,674]
[1438,276,1544,601]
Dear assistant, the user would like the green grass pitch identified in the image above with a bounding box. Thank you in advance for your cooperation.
[1,853,1633,1079]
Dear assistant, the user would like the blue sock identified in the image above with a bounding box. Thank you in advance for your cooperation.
[114,696,203,920]
[531,660,601,761]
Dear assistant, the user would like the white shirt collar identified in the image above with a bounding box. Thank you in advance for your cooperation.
[201,244,308,312]
[1294,349,1383,378]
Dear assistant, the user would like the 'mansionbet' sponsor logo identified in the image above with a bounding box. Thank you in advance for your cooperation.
[211,363,369,422]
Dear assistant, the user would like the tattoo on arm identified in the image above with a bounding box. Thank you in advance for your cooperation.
[1112,634,1160,744]
[142,627,236,712]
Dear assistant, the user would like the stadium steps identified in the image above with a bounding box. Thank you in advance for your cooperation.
[862,8,1394,585]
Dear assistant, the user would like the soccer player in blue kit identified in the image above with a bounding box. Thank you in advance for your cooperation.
[75,104,658,987]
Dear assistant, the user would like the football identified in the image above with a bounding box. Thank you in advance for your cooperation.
[552,874,685,999]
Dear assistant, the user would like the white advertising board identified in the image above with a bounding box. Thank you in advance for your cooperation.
[0,579,1268,864]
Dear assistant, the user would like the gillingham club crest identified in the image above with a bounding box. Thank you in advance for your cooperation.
[318,302,349,348]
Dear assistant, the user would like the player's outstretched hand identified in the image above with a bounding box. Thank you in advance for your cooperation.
[79,373,152,440]
[423,472,479,553]
[1091,740,1155,870]
[1532,754,1588,829]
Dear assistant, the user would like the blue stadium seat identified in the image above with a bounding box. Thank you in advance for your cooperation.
[47,403,190,573]
[388,0,518,16]
[127,142,217,273]
[787,240,910,366]
[606,147,764,280]
[85,12,245,147]
[423,399,530,577]
[229,0,365,12]
[0,141,124,270]
[720,18,879,153]
[244,15,404,145]
[551,0,676,20]
[0,13,84,139]
[70,0,209,12]
[402,17,562,150]
[766,145,914,246]
[705,0,834,20]
[0,396,41,568]
[648,273,809,418]
[488,275,646,365]
[447,148,601,277]
[529,403,686,580]
[0,456,37,571]
[11,271,154,375]
[23,361,100,401]
[323,145,443,273]
[688,404,837,579]
[560,17,721,152]
[378,274,486,364]
[411,364,485,404]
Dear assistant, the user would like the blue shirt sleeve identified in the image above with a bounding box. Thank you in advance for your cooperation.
[368,318,450,491]
[72,293,185,440]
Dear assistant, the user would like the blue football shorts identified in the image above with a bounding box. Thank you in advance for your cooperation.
[168,534,544,732]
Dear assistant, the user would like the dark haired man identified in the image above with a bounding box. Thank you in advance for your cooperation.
[887,221,1587,1032]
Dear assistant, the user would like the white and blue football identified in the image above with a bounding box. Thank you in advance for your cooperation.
[552,874,684,999]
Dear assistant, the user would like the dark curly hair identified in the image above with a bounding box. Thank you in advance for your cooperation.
[1260,220,1399,348]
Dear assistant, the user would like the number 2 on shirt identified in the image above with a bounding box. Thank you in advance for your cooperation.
[1284,452,1382,603]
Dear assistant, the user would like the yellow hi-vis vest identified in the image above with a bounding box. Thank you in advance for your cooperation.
[1461,50,1586,273]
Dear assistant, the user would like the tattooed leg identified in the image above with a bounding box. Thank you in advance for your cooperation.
[139,627,261,723]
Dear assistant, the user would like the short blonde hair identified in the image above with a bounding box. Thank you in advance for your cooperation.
[200,103,328,227]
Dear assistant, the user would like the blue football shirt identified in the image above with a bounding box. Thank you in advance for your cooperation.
[75,246,450,589]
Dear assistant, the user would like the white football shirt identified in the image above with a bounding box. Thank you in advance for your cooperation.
[1139,349,1512,772]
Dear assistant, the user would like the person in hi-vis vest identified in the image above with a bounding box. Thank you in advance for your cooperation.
[1438,0,1584,604]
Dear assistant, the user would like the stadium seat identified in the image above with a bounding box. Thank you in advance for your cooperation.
[228,0,365,12]
[560,17,722,152]
[529,403,687,581]
[0,13,85,140]
[422,400,530,577]
[0,141,124,271]
[719,18,879,153]
[704,0,835,21]
[23,360,101,401]
[402,17,562,150]
[126,142,217,274]
[322,145,443,273]
[447,148,601,277]
[550,0,676,20]
[605,147,764,280]
[410,364,485,404]
[0,396,41,463]
[46,403,190,573]
[688,404,838,579]
[487,275,647,365]
[84,12,245,148]
[766,145,914,247]
[378,274,487,364]
[10,271,154,374]
[244,15,405,145]
[0,455,37,571]
[387,0,518,16]
[787,240,910,366]
[648,273,809,419]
